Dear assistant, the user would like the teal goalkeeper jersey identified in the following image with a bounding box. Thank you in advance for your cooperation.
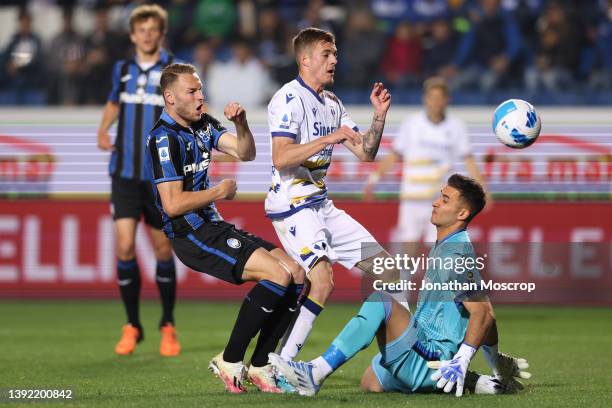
[412,228,484,350]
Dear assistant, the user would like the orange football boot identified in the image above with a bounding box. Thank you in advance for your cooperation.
[160,324,181,357]
[115,324,142,355]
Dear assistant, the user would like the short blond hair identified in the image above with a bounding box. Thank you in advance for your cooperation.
[160,63,197,92]
[129,4,167,34]
[423,76,449,95]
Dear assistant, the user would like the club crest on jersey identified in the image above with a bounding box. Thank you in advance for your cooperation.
[227,238,241,249]
[195,129,211,151]
[158,147,170,162]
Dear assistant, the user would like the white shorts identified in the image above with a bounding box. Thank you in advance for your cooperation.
[271,200,383,272]
[395,201,437,243]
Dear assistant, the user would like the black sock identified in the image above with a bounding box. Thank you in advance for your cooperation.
[117,258,142,334]
[251,283,304,367]
[223,280,287,363]
[156,258,176,328]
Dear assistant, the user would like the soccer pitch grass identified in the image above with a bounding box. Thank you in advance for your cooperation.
[2,301,611,408]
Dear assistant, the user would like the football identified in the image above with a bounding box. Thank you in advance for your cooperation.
[492,99,542,148]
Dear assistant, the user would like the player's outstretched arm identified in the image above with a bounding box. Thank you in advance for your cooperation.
[344,82,391,162]
[272,126,361,171]
[97,101,119,151]
[156,179,236,217]
[428,299,495,397]
[217,102,256,161]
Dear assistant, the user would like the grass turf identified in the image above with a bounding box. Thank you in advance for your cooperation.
[1,301,611,407]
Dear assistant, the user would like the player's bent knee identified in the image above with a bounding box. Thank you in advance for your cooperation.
[261,263,292,287]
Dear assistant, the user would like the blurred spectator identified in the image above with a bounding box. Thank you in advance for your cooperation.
[589,0,612,88]
[193,39,215,84]
[525,1,581,92]
[81,6,128,104]
[256,6,292,80]
[47,7,86,105]
[449,0,522,91]
[411,0,450,21]
[206,38,275,109]
[298,0,336,33]
[339,8,385,88]
[370,0,411,31]
[423,19,459,78]
[380,21,423,88]
[192,0,236,41]
[500,0,544,48]
[166,0,200,59]
[1,8,45,104]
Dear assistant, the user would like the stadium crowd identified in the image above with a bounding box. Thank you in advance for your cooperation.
[1,0,611,106]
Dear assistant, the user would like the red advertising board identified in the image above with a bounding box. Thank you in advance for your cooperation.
[0,200,610,304]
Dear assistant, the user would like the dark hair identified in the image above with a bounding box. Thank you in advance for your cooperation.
[160,63,197,92]
[447,173,486,224]
[293,27,335,64]
[129,4,167,34]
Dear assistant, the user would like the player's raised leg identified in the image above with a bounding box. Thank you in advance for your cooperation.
[270,291,397,396]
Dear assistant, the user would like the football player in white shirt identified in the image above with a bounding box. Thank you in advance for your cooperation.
[266,27,399,360]
[364,77,491,254]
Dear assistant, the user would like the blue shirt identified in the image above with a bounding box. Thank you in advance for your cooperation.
[145,110,227,238]
[412,228,485,349]
[108,50,175,181]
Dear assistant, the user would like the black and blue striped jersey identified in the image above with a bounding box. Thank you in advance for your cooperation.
[145,110,228,238]
[108,50,174,181]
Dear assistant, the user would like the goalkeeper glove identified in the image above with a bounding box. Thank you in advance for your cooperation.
[482,344,531,393]
[427,342,477,397]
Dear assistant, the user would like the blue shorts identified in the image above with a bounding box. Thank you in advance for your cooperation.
[371,322,455,393]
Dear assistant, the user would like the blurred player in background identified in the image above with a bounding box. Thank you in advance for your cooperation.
[270,174,531,397]
[96,4,180,357]
[364,77,491,255]
[266,27,405,361]
[146,63,305,393]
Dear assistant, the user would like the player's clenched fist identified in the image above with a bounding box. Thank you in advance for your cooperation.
[224,102,247,125]
[325,125,362,146]
[217,179,237,200]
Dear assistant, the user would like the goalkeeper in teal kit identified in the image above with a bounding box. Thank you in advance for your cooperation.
[269,174,532,396]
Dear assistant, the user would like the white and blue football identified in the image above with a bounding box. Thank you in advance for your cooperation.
[492,99,541,149]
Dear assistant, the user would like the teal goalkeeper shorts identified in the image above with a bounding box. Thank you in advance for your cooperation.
[371,321,456,393]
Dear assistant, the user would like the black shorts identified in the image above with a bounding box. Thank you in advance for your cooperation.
[171,221,277,285]
[110,176,162,229]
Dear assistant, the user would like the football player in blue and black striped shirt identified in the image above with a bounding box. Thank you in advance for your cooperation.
[96,4,179,357]
[145,63,306,393]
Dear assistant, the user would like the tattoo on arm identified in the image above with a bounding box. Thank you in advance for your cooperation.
[362,114,386,160]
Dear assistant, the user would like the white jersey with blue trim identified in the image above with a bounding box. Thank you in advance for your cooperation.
[265,77,358,219]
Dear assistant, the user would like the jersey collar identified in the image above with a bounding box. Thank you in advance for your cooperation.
[435,227,467,248]
[296,76,325,105]
[133,49,170,72]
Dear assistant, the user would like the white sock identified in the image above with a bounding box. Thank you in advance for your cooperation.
[280,306,317,360]
[310,356,333,384]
